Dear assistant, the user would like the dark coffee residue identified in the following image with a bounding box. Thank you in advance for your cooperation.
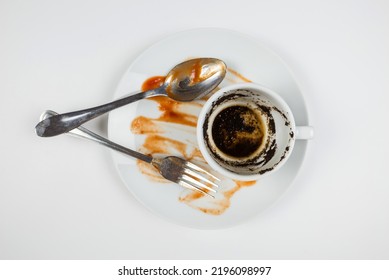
[203,89,277,173]
[203,89,295,174]
[258,106,295,174]
[272,106,290,126]
[212,105,264,158]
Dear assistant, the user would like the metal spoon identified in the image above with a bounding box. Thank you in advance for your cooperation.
[35,58,226,137]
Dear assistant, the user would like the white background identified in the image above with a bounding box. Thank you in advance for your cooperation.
[1,0,388,259]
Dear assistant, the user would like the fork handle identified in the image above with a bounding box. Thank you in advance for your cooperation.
[41,110,153,163]
[70,125,154,163]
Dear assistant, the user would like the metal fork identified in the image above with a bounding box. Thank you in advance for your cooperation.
[39,110,220,197]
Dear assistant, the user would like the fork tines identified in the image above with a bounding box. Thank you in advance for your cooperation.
[180,162,220,198]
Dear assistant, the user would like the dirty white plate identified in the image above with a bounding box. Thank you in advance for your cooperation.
[108,28,310,229]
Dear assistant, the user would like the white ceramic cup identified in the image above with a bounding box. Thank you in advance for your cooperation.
[197,83,313,181]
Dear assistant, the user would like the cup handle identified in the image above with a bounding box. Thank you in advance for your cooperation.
[296,126,314,140]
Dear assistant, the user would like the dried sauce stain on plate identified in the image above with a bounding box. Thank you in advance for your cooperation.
[179,180,257,215]
[141,135,202,160]
[148,96,199,127]
[141,75,165,91]
[130,68,258,215]
[131,116,162,134]
[226,68,252,83]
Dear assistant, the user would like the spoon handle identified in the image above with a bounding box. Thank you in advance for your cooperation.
[35,89,164,137]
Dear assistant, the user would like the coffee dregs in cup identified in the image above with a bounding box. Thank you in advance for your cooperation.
[197,83,297,181]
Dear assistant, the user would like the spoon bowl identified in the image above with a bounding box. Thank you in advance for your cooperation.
[164,58,227,101]
[35,58,226,137]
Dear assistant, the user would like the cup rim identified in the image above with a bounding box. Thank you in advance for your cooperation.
[197,82,296,181]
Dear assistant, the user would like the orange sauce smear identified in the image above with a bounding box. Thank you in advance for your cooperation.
[189,59,203,84]
[227,68,252,83]
[179,180,257,215]
[149,96,199,127]
[141,76,165,91]
[131,68,257,215]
